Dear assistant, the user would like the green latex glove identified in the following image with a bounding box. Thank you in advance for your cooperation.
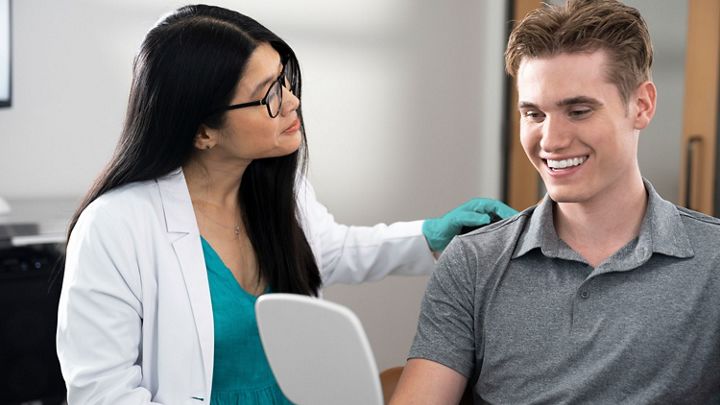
[422,198,518,251]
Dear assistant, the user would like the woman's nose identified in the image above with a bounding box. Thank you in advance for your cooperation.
[281,87,300,116]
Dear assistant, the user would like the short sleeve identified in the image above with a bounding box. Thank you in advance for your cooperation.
[408,238,477,377]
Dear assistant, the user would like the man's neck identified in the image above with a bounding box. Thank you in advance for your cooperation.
[553,176,648,268]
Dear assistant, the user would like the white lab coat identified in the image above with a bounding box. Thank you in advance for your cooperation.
[56,169,434,405]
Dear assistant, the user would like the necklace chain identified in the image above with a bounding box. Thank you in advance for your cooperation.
[196,209,241,237]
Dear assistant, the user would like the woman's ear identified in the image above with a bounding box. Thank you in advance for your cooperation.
[194,125,217,150]
[633,81,657,130]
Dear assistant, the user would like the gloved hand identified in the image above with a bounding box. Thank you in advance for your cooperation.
[422,198,518,251]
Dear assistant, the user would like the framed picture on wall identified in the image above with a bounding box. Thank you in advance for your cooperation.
[0,0,11,107]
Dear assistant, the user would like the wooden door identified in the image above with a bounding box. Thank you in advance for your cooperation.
[505,0,542,211]
[679,0,719,216]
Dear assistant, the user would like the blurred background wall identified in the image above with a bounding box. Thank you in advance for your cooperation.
[0,0,508,371]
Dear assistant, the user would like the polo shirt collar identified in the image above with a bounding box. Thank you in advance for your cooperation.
[640,179,694,258]
[512,179,694,264]
[512,194,571,260]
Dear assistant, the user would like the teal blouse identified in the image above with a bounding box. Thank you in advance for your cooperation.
[201,238,293,405]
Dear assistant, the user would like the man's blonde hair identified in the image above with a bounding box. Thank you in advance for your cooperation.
[505,0,653,104]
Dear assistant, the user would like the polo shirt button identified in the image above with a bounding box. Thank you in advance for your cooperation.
[580,290,589,299]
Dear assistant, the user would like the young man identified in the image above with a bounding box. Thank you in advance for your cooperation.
[390,0,720,403]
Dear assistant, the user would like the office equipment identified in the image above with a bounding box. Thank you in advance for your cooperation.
[0,196,75,404]
[0,196,10,215]
[0,244,66,405]
[0,197,75,247]
[256,294,383,405]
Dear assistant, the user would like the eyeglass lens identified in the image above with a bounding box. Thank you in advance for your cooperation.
[266,79,283,118]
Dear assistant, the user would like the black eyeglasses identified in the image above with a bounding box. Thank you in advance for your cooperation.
[220,67,288,118]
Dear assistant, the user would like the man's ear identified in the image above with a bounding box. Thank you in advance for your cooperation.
[194,125,217,150]
[633,80,657,130]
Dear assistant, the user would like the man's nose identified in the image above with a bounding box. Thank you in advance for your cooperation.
[539,115,572,152]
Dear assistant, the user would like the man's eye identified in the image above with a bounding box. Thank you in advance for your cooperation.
[569,108,591,118]
[523,111,545,122]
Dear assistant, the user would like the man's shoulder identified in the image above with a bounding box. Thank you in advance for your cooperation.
[441,207,536,270]
[431,207,537,303]
[455,207,534,250]
[675,206,720,251]
[676,205,720,228]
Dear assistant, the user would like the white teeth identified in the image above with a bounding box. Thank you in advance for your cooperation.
[547,156,586,169]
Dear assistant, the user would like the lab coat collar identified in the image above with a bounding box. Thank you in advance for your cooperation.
[156,168,198,235]
[156,168,215,397]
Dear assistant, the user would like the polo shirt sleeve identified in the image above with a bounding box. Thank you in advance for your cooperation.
[408,238,476,378]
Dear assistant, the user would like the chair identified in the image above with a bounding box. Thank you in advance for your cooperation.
[256,294,384,405]
[380,366,474,404]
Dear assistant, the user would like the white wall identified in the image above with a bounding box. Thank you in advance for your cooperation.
[0,0,507,371]
[0,0,9,102]
[627,0,688,204]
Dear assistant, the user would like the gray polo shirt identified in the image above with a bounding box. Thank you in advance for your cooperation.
[410,181,720,404]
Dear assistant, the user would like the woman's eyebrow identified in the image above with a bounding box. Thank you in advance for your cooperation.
[250,62,284,96]
[250,75,276,96]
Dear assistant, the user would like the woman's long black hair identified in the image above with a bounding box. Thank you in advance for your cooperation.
[62,5,321,295]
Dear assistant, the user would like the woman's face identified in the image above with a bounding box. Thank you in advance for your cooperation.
[212,43,302,162]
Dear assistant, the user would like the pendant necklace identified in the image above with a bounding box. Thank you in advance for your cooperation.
[197,209,241,239]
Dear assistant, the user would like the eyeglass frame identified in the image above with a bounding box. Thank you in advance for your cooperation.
[211,65,289,119]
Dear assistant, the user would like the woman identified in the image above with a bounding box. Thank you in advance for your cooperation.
[56,5,516,404]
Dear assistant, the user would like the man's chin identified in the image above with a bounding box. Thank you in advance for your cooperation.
[546,188,586,204]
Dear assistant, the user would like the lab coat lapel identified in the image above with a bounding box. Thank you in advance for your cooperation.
[156,169,214,393]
